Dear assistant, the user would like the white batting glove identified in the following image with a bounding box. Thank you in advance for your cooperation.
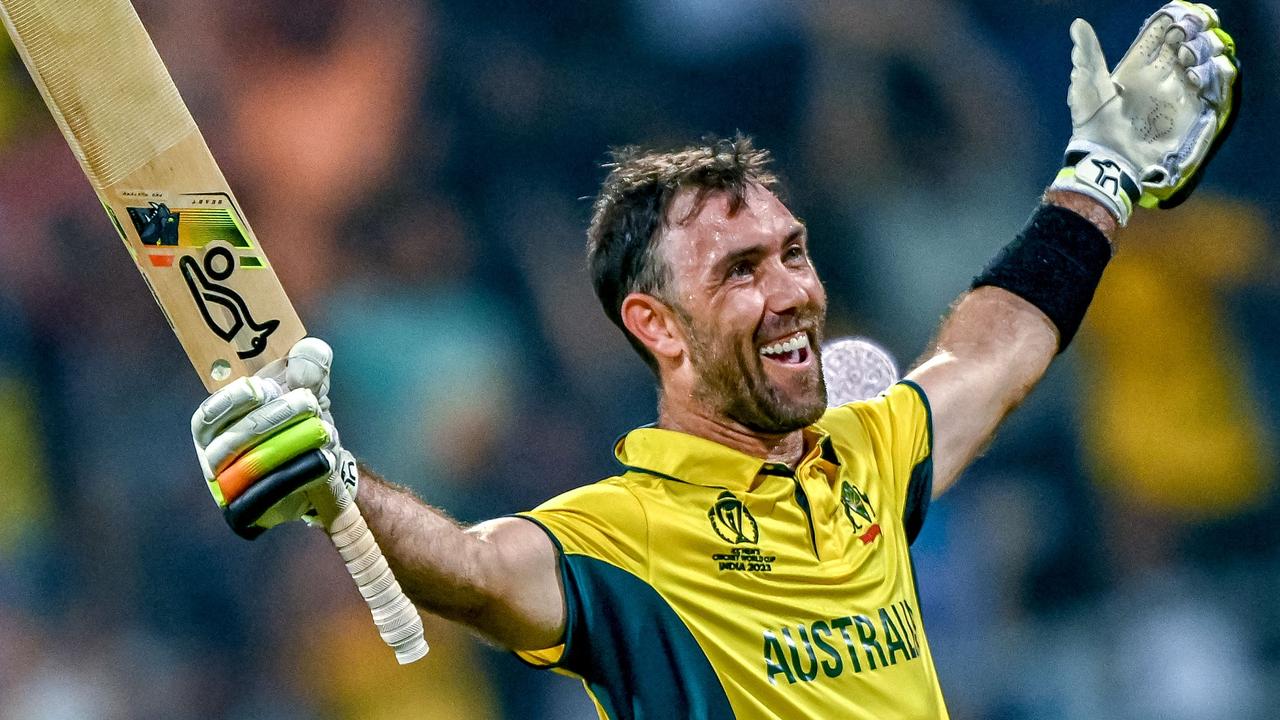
[1050,2,1239,226]
[191,337,358,539]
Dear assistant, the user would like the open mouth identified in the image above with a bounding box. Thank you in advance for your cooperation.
[758,331,811,366]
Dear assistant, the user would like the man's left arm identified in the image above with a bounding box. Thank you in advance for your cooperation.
[910,193,1112,496]
[904,2,1238,497]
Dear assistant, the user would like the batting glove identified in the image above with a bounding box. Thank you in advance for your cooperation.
[191,337,359,539]
[1050,2,1239,226]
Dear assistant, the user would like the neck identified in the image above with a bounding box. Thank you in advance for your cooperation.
[657,392,806,468]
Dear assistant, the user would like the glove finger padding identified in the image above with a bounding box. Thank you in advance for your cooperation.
[1176,29,1224,68]
[1152,31,1238,209]
[226,442,356,540]
[193,375,286,504]
[192,376,281,456]
[224,449,332,539]
[214,416,330,504]
[203,388,320,474]
[1186,53,1236,105]
[286,337,334,418]
[1067,19,1115,127]
[1111,2,1237,205]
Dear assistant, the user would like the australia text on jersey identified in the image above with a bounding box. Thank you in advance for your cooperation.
[763,598,922,684]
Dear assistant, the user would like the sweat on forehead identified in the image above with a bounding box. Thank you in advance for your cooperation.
[659,184,798,256]
[664,181,774,228]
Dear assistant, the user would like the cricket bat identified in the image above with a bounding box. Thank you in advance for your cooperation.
[0,0,428,663]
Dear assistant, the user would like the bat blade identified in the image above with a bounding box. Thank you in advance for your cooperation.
[0,0,429,664]
[0,0,303,390]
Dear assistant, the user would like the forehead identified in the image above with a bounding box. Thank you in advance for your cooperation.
[660,184,798,273]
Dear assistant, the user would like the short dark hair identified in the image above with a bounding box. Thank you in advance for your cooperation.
[586,134,779,373]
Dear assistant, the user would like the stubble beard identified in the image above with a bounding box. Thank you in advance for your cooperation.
[683,315,829,435]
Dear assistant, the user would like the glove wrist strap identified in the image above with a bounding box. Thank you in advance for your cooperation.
[1049,149,1141,226]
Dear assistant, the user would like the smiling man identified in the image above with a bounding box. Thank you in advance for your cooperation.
[191,4,1238,719]
[509,142,949,717]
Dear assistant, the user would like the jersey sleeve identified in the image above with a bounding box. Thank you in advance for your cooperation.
[511,479,648,671]
[819,380,934,544]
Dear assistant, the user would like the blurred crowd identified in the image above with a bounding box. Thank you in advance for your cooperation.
[2,1,1279,718]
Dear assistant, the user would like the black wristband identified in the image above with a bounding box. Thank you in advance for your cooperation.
[971,204,1112,351]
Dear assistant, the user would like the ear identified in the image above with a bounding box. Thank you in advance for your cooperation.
[620,292,684,362]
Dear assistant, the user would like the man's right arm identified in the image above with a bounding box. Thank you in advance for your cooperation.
[355,468,567,651]
[190,339,569,654]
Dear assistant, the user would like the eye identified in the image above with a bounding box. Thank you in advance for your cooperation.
[783,245,806,263]
[727,260,754,279]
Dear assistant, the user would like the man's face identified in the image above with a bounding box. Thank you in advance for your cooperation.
[659,184,828,434]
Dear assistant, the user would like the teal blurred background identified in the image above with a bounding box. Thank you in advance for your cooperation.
[1,1,1278,718]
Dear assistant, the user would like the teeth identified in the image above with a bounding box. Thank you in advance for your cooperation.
[760,332,809,357]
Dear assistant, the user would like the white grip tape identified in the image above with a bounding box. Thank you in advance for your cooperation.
[331,511,369,545]
[346,546,384,576]
[351,555,391,586]
[371,593,414,623]
[363,576,405,608]
[327,502,429,664]
[328,498,362,534]
[356,565,397,600]
[337,528,377,564]
[384,615,429,645]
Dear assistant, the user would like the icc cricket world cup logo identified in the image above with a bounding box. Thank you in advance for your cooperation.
[709,491,759,545]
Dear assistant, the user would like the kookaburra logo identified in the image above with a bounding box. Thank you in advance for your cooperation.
[179,245,279,359]
[1088,158,1123,196]
[709,491,759,544]
[841,481,876,531]
[340,455,358,492]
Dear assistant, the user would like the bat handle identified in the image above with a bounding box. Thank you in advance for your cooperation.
[310,488,429,664]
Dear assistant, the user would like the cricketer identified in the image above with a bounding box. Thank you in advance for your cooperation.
[190,3,1238,718]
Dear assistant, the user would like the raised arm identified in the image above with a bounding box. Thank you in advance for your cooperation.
[911,194,1112,496]
[905,2,1238,497]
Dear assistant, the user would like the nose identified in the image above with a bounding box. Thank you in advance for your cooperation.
[760,260,812,316]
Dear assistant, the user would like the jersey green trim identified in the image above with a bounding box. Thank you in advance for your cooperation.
[512,516,736,720]
[899,379,935,639]
[507,514,576,666]
[563,556,736,720]
[791,477,820,558]
[896,380,934,546]
[759,462,795,477]
[617,464,697,487]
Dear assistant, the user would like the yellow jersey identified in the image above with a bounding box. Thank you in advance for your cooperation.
[516,381,947,719]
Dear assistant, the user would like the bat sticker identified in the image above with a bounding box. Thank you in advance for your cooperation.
[127,196,253,249]
[127,201,179,245]
[179,246,280,359]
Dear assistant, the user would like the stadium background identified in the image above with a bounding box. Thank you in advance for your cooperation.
[1,1,1278,718]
